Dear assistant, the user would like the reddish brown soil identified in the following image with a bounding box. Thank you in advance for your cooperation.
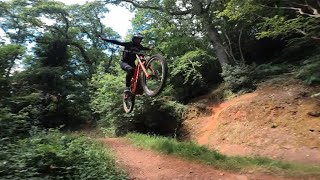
[99,138,287,180]
[182,78,320,165]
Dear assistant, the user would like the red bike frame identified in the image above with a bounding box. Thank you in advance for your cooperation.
[130,54,150,94]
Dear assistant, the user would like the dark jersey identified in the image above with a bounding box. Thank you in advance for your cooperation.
[103,39,150,66]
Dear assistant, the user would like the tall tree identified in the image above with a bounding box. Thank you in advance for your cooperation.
[0,0,120,128]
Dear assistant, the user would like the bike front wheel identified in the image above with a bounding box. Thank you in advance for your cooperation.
[123,93,135,113]
[141,54,168,97]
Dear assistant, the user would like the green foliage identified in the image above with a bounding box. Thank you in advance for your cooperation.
[0,131,127,179]
[0,108,32,140]
[221,64,255,92]
[172,50,211,86]
[171,49,220,101]
[90,68,124,129]
[8,69,89,128]
[255,63,291,78]
[220,0,320,44]
[131,7,221,100]
[0,0,120,129]
[157,98,186,120]
[0,44,25,74]
[218,0,262,21]
[0,44,25,99]
[296,55,320,85]
[257,16,320,41]
[132,97,186,136]
[127,133,320,177]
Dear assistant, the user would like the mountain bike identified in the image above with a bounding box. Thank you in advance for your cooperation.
[123,50,168,113]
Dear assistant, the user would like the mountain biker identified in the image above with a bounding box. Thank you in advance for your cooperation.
[98,33,152,94]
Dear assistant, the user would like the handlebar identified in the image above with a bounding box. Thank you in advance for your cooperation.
[121,50,146,55]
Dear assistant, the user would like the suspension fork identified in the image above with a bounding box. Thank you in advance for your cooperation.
[136,54,150,78]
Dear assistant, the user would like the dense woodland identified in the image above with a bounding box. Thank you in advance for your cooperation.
[0,0,319,178]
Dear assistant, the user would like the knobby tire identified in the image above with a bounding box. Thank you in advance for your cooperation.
[141,54,168,97]
[123,93,135,113]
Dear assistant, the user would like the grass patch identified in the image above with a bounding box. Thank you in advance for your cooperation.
[126,133,320,177]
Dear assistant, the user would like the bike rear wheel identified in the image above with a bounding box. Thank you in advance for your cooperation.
[123,93,135,113]
[141,54,168,97]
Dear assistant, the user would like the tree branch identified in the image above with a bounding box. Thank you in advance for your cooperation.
[121,0,163,11]
[278,6,320,18]
[109,0,192,15]
[238,27,245,62]
[223,32,236,62]
[68,42,92,66]
[60,12,70,38]
[93,9,104,34]
[81,28,92,40]
[44,25,65,35]
[296,29,320,42]
[291,1,320,16]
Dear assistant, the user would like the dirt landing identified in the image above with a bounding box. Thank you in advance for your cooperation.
[99,138,286,180]
[197,93,259,145]
[183,78,320,165]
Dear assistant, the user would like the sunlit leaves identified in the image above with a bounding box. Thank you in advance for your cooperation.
[171,49,215,85]
[257,15,320,41]
[218,0,262,21]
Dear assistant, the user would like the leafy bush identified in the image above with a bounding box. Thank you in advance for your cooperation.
[90,69,126,135]
[0,44,25,99]
[132,97,186,136]
[254,62,291,78]
[296,55,320,85]
[221,63,255,92]
[0,107,32,140]
[4,91,67,128]
[170,49,220,101]
[0,131,127,179]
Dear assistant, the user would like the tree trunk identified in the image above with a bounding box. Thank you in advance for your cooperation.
[206,24,229,66]
[191,0,230,66]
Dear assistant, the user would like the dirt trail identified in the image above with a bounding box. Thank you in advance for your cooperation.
[99,138,287,180]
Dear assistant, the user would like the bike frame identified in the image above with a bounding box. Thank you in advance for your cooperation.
[130,54,150,94]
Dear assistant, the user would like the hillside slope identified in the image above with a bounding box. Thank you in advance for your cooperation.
[182,76,320,165]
